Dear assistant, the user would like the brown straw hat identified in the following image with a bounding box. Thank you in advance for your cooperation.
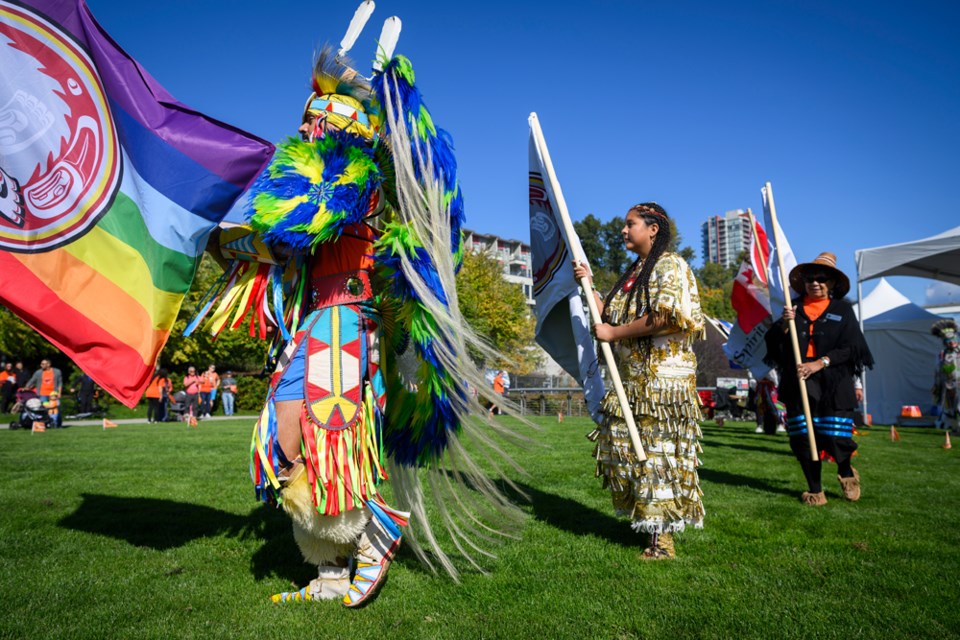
[788,252,850,298]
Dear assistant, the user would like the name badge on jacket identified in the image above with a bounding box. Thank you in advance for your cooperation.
[825,313,842,322]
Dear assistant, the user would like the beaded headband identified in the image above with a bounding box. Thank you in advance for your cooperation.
[630,203,668,221]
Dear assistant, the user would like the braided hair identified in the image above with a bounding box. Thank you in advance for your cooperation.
[601,203,672,323]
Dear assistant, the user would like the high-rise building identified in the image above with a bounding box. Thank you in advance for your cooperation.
[463,229,534,306]
[700,209,752,268]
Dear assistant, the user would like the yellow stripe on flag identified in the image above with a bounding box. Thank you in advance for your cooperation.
[64,227,183,330]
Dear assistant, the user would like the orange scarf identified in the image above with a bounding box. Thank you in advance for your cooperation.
[803,296,830,358]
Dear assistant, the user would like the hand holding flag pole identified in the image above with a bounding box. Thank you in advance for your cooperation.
[529,113,645,462]
[764,182,818,461]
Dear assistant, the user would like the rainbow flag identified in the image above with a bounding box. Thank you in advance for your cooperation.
[0,0,273,406]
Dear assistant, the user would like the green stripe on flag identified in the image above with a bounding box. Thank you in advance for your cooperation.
[96,191,200,294]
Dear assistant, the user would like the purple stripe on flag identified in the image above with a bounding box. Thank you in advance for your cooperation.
[34,0,273,191]
[109,97,244,222]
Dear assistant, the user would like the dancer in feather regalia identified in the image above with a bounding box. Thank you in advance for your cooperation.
[932,319,960,434]
[189,19,523,607]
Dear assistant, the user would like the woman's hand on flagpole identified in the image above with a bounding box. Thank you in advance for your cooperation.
[573,260,592,287]
[594,322,615,342]
[797,359,826,380]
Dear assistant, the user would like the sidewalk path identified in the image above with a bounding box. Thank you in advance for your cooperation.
[3,415,256,428]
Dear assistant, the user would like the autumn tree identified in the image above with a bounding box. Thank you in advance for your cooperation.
[456,250,540,374]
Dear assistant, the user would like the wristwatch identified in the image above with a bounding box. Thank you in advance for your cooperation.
[820,356,830,368]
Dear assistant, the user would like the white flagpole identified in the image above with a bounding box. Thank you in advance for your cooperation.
[529,113,646,462]
[764,182,818,461]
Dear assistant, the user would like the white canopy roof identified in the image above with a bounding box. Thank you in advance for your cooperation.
[856,278,913,320]
[856,225,960,285]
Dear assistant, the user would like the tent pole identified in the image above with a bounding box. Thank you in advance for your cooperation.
[857,277,868,422]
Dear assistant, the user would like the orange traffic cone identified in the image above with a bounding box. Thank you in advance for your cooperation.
[890,425,901,442]
[103,418,117,429]
[944,432,952,450]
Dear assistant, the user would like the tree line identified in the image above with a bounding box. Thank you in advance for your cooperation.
[572,214,741,322]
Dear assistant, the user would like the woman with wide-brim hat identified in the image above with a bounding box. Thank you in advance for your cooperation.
[764,252,874,506]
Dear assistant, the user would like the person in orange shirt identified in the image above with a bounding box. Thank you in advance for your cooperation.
[182,366,201,419]
[0,362,14,413]
[199,364,220,418]
[145,368,172,423]
[765,252,874,506]
[488,371,505,417]
[26,359,62,427]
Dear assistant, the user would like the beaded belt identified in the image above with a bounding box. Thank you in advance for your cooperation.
[310,270,373,310]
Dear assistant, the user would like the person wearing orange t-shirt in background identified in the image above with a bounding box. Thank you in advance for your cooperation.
[182,366,201,420]
[488,371,505,417]
[199,364,220,419]
[145,368,172,423]
[0,362,14,413]
[26,359,62,427]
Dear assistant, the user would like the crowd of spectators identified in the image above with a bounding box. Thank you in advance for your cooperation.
[1,356,243,423]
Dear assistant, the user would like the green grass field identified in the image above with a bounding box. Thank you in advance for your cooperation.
[1,418,958,640]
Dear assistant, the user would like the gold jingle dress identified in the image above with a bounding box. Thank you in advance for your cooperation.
[588,252,706,534]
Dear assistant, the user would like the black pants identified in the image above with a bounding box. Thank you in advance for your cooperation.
[789,432,857,493]
[0,382,13,413]
[147,398,161,422]
[77,392,93,414]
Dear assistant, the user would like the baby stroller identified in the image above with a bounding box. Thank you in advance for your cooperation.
[166,390,190,422]
[10,389,53,431]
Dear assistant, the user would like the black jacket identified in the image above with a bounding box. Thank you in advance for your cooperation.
[764,297,873,414]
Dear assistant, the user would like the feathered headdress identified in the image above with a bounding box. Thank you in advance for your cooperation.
[303,48,381,141]
[932,318,959,338]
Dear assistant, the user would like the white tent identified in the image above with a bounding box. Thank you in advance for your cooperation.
[857,279,944,425]
[856,225,960,286]
[855,225,960,420]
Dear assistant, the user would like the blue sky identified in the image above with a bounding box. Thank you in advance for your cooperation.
[87,0,960,306]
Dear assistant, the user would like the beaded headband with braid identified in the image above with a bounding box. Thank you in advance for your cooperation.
[630,203,669,222]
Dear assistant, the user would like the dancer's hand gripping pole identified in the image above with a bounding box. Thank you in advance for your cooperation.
[529,113,646,462]
[764,181,818,461]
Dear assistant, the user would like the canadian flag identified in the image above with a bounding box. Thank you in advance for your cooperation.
[723,214,774,377]
[731,215,772,333]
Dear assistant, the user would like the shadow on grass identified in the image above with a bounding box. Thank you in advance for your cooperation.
[698,468,796,497]
[504,481,637,547]
[700,438,793,457]
[58,494,314,584]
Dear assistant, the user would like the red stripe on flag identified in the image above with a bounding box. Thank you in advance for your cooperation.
[749,219,770,286]
[731,261,771,333]
[0,251,152,406]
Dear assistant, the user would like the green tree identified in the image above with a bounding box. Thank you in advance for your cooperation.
[573,214,617,291]
[0,306,59,364]
[456,251,540,374]
[694,260,739,322]
[697,262,733,289]
[161,254,269,374]
[574,212,697,293]
[600,218,628,275]
[698,280,735,320]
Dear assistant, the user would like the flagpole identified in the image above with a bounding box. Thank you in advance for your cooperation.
[529,113,646,462]
[764,182,818,461]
